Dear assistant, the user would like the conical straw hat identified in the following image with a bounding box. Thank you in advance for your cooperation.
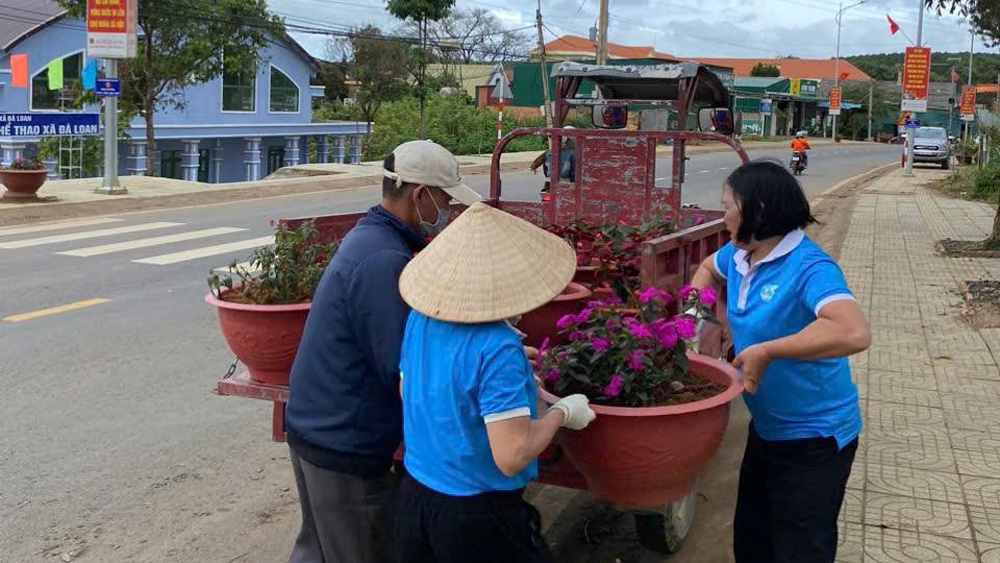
[399,202,577,324]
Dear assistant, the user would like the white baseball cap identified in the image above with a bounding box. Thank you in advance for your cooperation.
[383,140,482,205]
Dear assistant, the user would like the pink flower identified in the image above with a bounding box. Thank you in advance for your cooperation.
[605,319,618,330]
[556,314,576,330]
[679,284,695,300]
[699,287,717,308]
[676,316,697,339]
[592,337,611,352]
[546,368,560,383]
[574,308,592,324]
[603,374,624,397]
[628,351,646,371]
[558,351,570,361]
[652,319,678,349]
[629,323,653,340]
[539,337,551,356]
[570,330,587,342]
[602,296,623,306]
[622,316,638,327]
[638,287,660,303]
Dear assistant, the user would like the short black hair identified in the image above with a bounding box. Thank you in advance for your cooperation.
[382,152,418,199]
[725,159,816,244]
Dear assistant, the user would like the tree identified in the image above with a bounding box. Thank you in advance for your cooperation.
[431,8,530,64]
[314,60,349,103]
[839,82,896,140]
[346,26,413,133]
[58,0,283,176]
[750,63,781,77]
[386,0,456,139]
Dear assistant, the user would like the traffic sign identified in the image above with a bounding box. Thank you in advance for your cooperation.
[760,98,773,115]
[904,119,921,129]
[95,78,121,98]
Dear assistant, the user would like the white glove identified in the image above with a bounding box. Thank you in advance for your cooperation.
[550,394,597,430]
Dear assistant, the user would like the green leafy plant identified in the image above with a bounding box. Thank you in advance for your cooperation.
[208,220,338,305]
[4,157,46,171]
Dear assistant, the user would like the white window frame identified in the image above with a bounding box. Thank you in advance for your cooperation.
[267,63,300,114]
[220,58,257,114]
[29,49,86,113]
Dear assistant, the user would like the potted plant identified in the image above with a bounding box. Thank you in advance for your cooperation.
[205,220,337,386]
[537,285,743,508]
[0,157,49,201]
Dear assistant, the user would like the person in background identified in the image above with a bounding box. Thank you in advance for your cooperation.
[790,130,811,167]
[283,140,481,563]
[691,160,870,563]
[531,126,577,195]
[394,202,596,562]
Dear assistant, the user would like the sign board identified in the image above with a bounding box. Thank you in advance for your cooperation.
[789,78,801,97]
[95,78,121,98]
[960,84,976,120]
[905,119,921,129]
[901,46,931,112]
[706,66,735,91]
[760,98,773,115]
[0,113,100,137]
[799,79,819,98]
[741,118,763,136]
[87,0,137,59]
[828,86,842,116]
[491,77,512,101]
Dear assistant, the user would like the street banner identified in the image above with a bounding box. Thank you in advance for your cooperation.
[790,78,801,97]
[0,113,100,137]
[829,86,842,116]
[960,84,976,121]
[87,0,137,59]
[901,46,931,112]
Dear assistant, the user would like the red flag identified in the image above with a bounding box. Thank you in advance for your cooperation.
[10,53,27,88]
[840,71,851,82]
[887,15,900,35]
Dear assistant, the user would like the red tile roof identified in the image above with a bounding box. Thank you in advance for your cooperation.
[541,35,679,62]
[690,58,871,81]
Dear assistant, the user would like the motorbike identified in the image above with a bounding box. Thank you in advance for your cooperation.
[790,151,806,175]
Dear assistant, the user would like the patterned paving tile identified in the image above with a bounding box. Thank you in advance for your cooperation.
[968,502,1000,543]
[942,394,1000,434]
[981,542,1000,563]
[864,437,958,473]
[865,401,950,446]
[865,464,964,504]
[961,475,1000,510]
[869,347,935,373]
[836,521,864,563]
[841,487,864,525]
[862,525,978,562]
[935,368,1000,397]
[860,370,940,407]
[864,493,972,539]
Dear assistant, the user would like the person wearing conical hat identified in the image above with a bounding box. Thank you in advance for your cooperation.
[394,202,596,562]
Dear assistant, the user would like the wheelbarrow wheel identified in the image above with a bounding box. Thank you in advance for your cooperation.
[633,487,698,554]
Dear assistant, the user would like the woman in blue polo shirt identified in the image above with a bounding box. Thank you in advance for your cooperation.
[394,203,596,562]
[692,160,871,563]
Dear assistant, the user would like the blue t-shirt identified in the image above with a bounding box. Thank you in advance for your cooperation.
[400,312,538,496]
[713,230,861,449]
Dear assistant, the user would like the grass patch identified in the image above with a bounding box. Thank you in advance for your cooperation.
[930,165,1000,202]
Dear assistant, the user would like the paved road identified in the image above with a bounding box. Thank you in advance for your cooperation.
[0,142,899,562]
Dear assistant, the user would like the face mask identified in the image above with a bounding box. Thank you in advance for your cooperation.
[417,189,450,237]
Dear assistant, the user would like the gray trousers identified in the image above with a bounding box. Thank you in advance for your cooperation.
[288,446,399,563]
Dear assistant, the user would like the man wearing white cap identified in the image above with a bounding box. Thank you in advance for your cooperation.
[284,140,481,563]
[394,202,596,562]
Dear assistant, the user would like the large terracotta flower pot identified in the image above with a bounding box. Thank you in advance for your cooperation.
[205,290,311,386]
[539,353,743,509]
[0,169,48,201]
[517,282,592,348]
[574,265,600,286]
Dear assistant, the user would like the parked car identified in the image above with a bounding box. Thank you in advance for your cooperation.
[907,126,952,169]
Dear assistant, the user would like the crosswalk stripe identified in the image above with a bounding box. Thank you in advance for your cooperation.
[212,260,259,275]
[0,222,183,250]
[0,217,123,237]
[133,236,274,266]
[56,227,248,257]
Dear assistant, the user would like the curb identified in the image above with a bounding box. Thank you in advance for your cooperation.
[810,161,898,204]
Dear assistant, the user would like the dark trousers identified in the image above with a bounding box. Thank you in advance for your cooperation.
[734,425,857,563]
[288,447,399,563]
[395,474,552,563]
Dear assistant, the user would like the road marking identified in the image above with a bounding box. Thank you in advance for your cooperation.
[697,170,711,174]
[133,236,274,265]
[0,217,123,237]
[212,260,259,275]
[56,227,248,257]
[718,167,730,171]
[4,298,110,323]
[0,222,182,249]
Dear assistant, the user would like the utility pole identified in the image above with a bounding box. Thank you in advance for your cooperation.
[535,0,553,128]
[596,0,609,65]
[868,81,874,142]
[966,28,974,141]
[904,0,924,177]
[95,59,125,194]
[832,1,865,142]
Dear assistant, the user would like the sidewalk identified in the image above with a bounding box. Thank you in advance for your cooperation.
[834,166,1000,562]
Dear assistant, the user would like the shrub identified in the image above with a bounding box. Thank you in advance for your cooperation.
[971,163,1000,200]
[4,157,46,171]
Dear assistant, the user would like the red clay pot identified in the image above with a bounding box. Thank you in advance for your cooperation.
[539,353,743,509]
[517,282,592,348]
[205,290,311,386]
[574,265,600,286]
[0,169,48,201]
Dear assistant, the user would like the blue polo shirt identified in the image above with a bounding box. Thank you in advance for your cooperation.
[400,312,538,496]
[713,230,861,449]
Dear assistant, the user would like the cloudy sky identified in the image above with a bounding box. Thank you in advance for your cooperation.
[269,0,995,61]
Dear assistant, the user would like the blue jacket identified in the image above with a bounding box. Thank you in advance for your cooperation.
[285,205,426,477]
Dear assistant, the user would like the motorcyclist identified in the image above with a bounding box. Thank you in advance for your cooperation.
[531,126,576,197]
[790,131,811,168]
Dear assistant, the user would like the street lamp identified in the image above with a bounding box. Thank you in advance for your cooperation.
[833,0,866,141]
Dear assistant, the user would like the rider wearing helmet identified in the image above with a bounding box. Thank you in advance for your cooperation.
[790,131,811,167]
[531,126,577,198]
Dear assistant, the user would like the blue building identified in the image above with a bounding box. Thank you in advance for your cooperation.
[0,1,367,183]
